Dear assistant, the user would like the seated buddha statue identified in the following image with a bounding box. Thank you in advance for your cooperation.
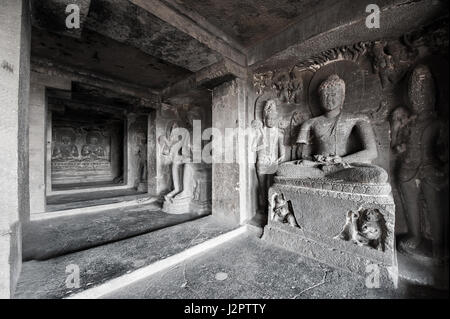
[277,74,388,184]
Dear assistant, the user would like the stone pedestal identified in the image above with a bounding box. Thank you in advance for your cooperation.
[263,177,398,288]
[163,163,211,215]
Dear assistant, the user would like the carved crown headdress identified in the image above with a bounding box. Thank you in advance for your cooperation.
[263,99,277,118]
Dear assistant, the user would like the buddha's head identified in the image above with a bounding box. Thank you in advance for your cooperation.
[61,135,72,145]
[318,74,346,112]
[86,132,101,145]
[407,64,436,114]
[263,99,278,128]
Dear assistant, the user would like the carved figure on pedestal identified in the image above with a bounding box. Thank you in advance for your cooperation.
[52,130,79,160]
[252,100,286,225]
[81,132,107,161]
[277,74,388,184]
[135,131,148,189]
[393,65,448,261]
[372,41,396,88]
[161,122,192,203]
[336,208,386,251]
[271,193,299,228]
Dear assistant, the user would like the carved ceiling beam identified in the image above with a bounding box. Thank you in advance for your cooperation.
[31,57,160,110]
[248,0,446,70]
[129,0,247,67]
[162,57,247,101]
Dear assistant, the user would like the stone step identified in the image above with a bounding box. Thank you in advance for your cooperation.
[42,193,158,218]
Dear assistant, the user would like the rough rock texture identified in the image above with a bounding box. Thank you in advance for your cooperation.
[176,0,327,47]
[103,234,447,299]
[15,216,235,299]
[22,203,209,260]
[85,0,222,72]
[264,183,397,288]
[31,27,192,90]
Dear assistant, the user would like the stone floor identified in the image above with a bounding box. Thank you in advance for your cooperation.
[104,234,449,299]
[15,217,448,299]
[15,216,236,299]
[23,202,208,260]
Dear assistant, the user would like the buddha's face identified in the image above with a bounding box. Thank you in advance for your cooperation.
[88,137,98,145]
[61,136,71,145]
[319,84,345,112]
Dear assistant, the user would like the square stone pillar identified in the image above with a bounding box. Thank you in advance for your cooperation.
[0,0,31,298]
[147,111,158,196]
[28,81,47,214]
[211,78,249,225]
[29,72,71,206]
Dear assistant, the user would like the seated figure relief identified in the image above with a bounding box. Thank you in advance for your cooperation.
[52,132,79,161]
[277,74,388,184]
[81,132,107,161]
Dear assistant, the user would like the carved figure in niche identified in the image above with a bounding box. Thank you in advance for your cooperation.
[272,193,299,228]
[271,71,304,104]
[81,132,107,160]
[288,71,303,104]
[336,208,385,251]
[192,180,200,201]
[52,129,79,160]
[253,100,286,224]
[273,72,290,103]
[277,74,388,184]
[135,131,147,185]
[386,40,416,71]
[390,106,414,153]
[394,65,448,261]
[162,122,192,203]
[372,41,396,88]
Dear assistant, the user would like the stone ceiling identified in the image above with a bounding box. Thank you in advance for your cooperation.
[30,0,223,92]
[170,0,329,47]
[31,27,192,91]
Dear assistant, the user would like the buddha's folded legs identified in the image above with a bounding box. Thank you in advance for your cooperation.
[325,163,388,183]
[277,160,388,183]
[276,160,325,179]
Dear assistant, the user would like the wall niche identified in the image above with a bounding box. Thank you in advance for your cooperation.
[49,99,125,190]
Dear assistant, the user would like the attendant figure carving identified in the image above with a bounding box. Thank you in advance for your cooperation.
[393,65,448,261]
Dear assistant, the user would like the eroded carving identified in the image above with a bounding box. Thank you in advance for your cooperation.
[52,128,79,160]
[271,193,299,228]
[336,208,386,251]
[81,131,107,160]
[159,121,192,202]
[293,42,368,72]
[371,41,396,89]
[253,100,286,223]
[395,65,448,261]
